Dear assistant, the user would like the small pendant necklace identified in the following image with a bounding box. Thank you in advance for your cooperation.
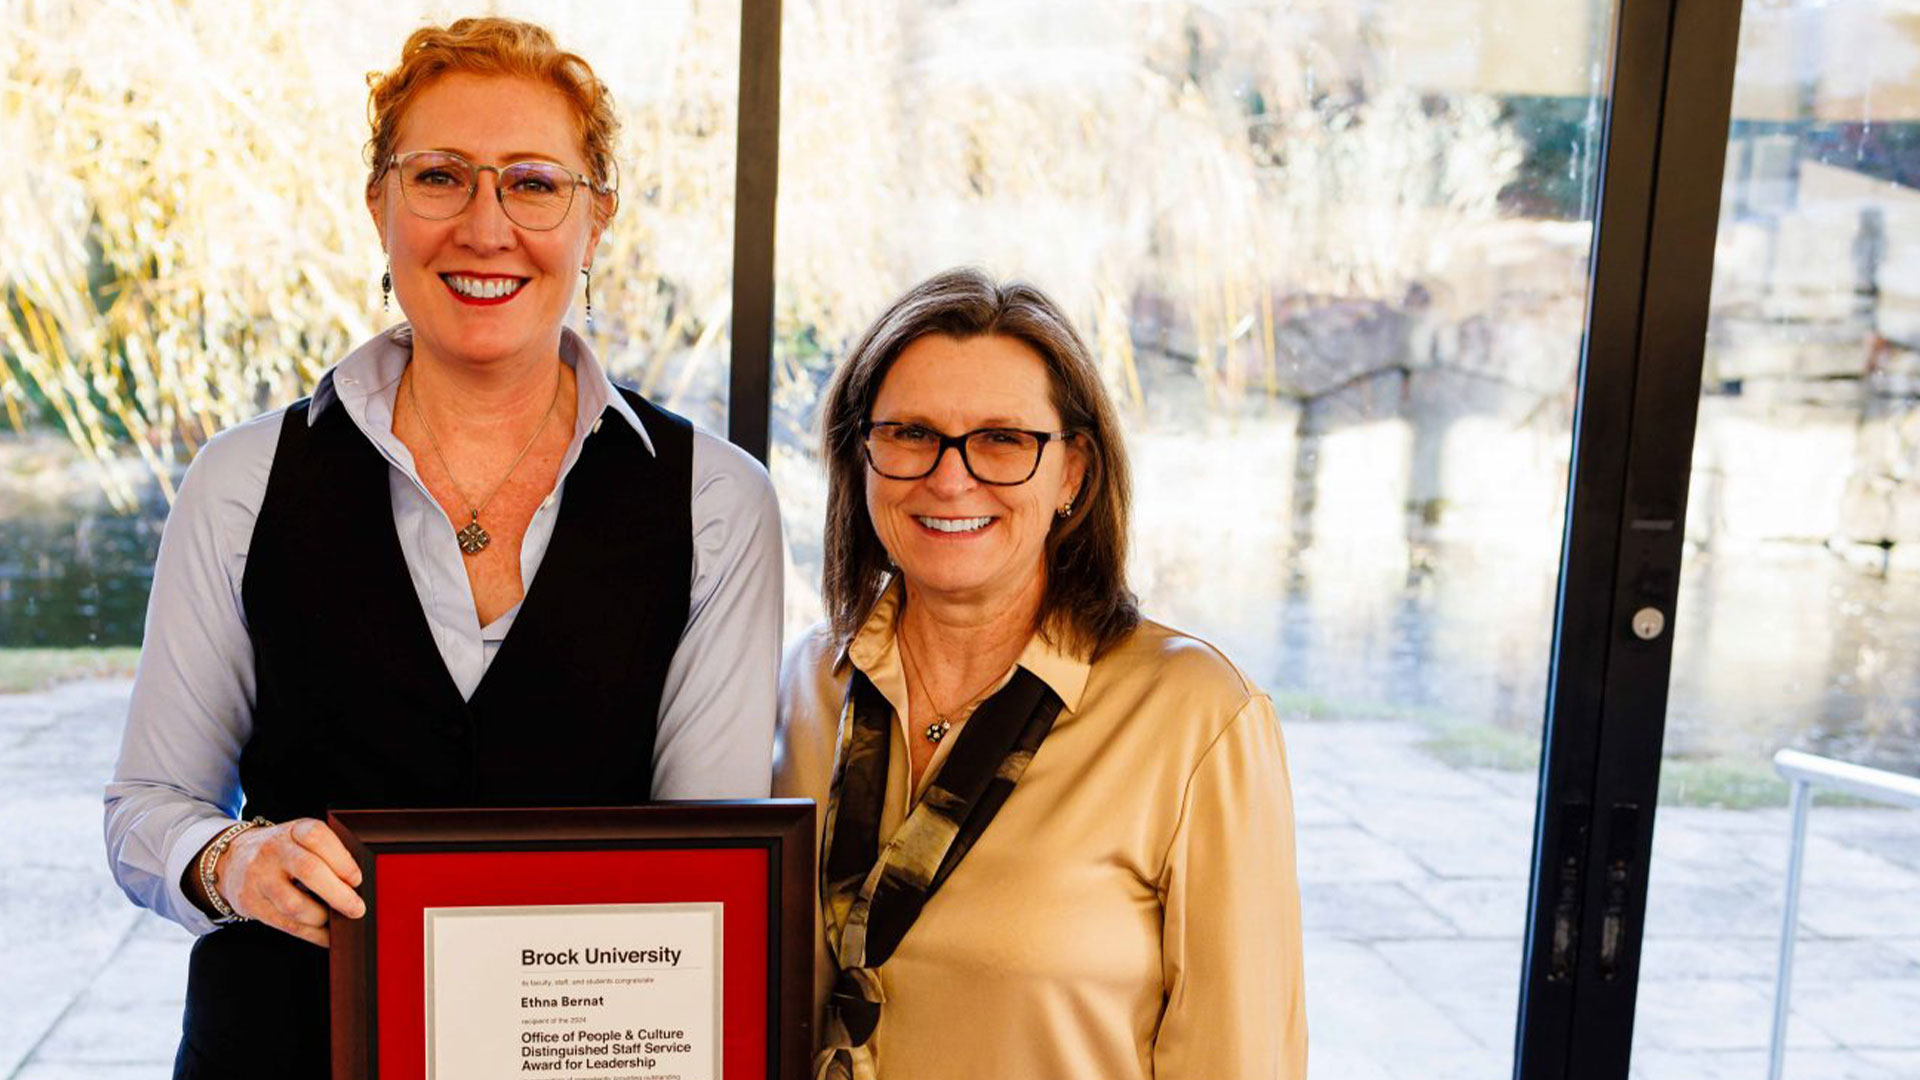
[900,631,1006,745]
[403,366,563,556]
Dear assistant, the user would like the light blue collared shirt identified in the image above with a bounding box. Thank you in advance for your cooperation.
[105,326,783,935]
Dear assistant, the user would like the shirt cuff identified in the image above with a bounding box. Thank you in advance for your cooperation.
[167,814,241,937]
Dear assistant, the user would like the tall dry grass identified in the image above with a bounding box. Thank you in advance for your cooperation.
[2,0,738,508]
[2,0,1524,507]
[773,1,1524,414]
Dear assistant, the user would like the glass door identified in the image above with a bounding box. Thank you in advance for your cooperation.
[0,3,743,1075]
[1632,1,1920,1075]
[768,2,1619,1074]
[0,0,742,649]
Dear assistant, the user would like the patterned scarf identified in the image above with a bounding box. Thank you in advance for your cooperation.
[814,663,1063,1080]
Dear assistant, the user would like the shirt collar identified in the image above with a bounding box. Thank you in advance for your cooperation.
[841,579,1092,714]
[309,324,654,455]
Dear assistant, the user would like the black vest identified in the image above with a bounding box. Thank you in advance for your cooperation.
[174,385,694,1080]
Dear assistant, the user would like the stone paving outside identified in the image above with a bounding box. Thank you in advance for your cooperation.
[3,679,1917,1079]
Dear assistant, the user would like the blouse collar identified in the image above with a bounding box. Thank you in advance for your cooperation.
[308,324,653,455]
[841,579,1092,714]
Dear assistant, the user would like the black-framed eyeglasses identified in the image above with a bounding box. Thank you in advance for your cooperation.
[862,421,1076,485]
[383,151,611,231]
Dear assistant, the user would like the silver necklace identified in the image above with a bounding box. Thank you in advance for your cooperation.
[900,632,1004,744]
[403,366,562,556]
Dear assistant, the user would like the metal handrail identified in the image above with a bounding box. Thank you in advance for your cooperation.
[1767,749,1920,1080]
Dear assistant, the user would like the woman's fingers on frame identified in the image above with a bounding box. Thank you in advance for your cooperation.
[279,824,367,919]
[288,818,364,888]
[222,819,365,925]
[233,870,332,948]
[266,878,329,928]
[268,912,331,950]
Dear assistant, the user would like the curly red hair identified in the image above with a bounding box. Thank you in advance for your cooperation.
[365,17,619,226]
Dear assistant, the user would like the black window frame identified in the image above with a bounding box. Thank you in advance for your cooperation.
[722,1,1753,1075]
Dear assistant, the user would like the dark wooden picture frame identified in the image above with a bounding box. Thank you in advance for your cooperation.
[327,801,815,1080]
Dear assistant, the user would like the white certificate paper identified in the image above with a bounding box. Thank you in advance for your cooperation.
[425,903,723,1080]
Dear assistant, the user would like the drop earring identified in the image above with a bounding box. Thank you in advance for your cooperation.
[381,265,392,312]
[582,267,593,328]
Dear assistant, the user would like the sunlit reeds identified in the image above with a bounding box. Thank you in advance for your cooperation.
[774,1,1523,414]
[2,0,1522,506]
[1,0,740,508]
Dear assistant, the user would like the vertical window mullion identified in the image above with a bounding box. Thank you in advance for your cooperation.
[729,0,783,463]
[1517,0,1747,1076]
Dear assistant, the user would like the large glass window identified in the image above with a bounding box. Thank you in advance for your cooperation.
[0,3,739,1073]
[1634,1,1920,1075]
[19,1,1903,1075]
[0,0,737,647]
[771,2,1614,1073]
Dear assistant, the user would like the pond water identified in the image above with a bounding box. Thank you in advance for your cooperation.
[1187,542,1920,776]
[4,465,1917,776]
[0,503,163,648]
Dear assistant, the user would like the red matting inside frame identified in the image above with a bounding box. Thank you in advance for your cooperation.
[372,847,769,1080]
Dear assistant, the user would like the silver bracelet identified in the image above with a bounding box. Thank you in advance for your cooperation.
[198,816,272,925]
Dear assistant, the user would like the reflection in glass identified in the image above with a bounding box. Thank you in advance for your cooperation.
[1636,1,1920,1075]
[0,0,739,646]
[772,2,1613,1074]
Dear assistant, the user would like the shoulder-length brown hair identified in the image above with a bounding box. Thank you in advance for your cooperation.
[819,268,1139,658]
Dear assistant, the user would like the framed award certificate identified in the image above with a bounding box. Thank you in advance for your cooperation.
[327,802,815,1080]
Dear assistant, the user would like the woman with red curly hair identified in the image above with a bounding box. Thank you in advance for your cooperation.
[104,19,783,1078]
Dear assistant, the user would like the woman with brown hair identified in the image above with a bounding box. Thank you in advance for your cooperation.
[105,18,782,1079]
[775,267,1306,1078]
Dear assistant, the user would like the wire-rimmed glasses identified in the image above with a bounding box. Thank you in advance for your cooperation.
[384,151,608,231]
[863,421,1077,485]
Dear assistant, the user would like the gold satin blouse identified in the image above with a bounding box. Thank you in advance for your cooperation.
[774,588,1308,1079]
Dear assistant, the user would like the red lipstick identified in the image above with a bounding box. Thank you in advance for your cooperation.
[440,274,527,307]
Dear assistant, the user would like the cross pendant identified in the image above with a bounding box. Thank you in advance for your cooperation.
[456,512,491,556]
